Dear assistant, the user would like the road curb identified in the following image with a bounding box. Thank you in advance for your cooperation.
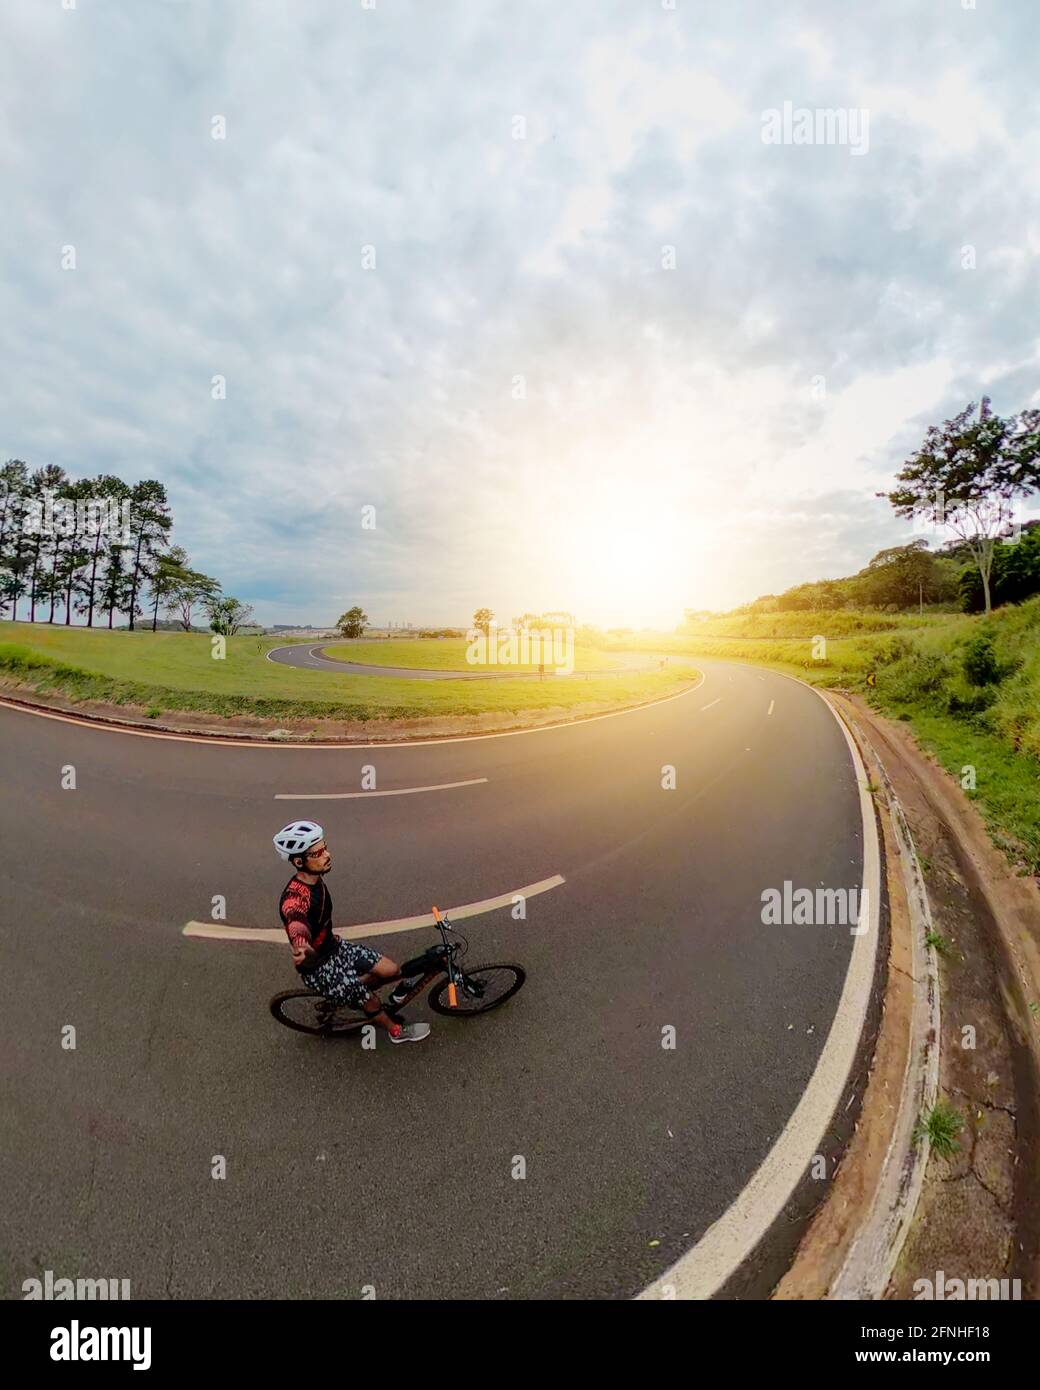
[825,701,941,1300]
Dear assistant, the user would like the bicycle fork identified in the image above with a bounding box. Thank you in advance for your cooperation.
[432,906,458,1008]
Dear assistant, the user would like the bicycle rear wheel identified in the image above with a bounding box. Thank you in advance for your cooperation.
[428,963,525,1017]
[269,989,367,1036]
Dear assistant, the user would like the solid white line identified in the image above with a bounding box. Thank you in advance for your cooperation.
[274,777,488,800]
[0,671,703,749]
[767,700,775,716]
[637,669,880,1301]
[182,873,565,943]
[700,697,721,711]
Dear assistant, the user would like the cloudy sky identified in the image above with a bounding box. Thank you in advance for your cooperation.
[2,0,1039,628]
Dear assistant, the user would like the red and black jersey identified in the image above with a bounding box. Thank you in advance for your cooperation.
[279,876,336,974]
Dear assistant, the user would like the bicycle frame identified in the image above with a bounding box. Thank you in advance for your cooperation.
[381,905,462,1014]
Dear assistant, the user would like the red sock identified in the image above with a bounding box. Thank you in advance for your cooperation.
[388,1022,402,1038]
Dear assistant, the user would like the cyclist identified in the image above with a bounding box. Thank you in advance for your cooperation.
[273,821,430,1044]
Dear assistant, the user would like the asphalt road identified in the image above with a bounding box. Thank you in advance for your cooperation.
[267,642,665,679]
[0,660,863,1300]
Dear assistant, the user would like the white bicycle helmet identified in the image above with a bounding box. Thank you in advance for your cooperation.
[273,821,325,861]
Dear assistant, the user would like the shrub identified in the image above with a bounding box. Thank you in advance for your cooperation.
[874,635,916,667]
[946,680,997,717]
[962,630,1002,686]
[885,651,953,702]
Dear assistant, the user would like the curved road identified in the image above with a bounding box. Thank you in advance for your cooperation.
[267,641,670,680]
[0,660,869,1300]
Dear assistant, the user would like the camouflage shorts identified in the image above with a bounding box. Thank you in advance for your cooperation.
[303,939,382,1009]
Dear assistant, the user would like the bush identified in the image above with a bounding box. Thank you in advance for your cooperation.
[874,635,916,667]
[962,630,1002,685]
[946,680,997,717]
[884,651,953,703]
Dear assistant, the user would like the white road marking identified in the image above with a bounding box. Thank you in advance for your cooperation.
[263,644,332,665]
[700,697,721,711]
[767,700,775,716]
[0,671,704,749]
[182,874,565,944]
[637,669,881,1301]
[275,777,488,800]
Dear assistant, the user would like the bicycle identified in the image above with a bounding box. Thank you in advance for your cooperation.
[269,906,526,1037]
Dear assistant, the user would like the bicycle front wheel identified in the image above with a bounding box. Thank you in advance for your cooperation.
[429,963,525,1017]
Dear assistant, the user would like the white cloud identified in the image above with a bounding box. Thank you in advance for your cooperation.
[1,0,1036,625]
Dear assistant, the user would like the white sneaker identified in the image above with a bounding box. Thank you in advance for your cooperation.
[389,1022,431,1044]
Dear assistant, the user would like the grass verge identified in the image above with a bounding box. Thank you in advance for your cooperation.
[0,624,693,725]
[317,637,623,672]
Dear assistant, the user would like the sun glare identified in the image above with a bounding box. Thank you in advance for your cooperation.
[555,497,712,630]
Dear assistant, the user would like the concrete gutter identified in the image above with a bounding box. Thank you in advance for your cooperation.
[827,703,941,1298]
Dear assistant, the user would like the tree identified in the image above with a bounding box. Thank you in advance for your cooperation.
[125,480,172,630]
[207,596,255,636]
[80,475,132,627]
[0,463,34,621]
[147,546,191,631]
[164,566,221,631]
[883,398,1040,615]
[98,544,134,628]
[19,465,66,622]
[0,568,28,621]
[472,607,494,635]
[336,606,368,638]
[56,477,96,625]
[0,461,29,570]
[958,523,1040,612]
[857,540,953,609]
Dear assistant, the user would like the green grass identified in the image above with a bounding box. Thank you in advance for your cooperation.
[671,609,961,640]
[0,622,693,724]
[913,1100,965,1158]
[319,637,622,672]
